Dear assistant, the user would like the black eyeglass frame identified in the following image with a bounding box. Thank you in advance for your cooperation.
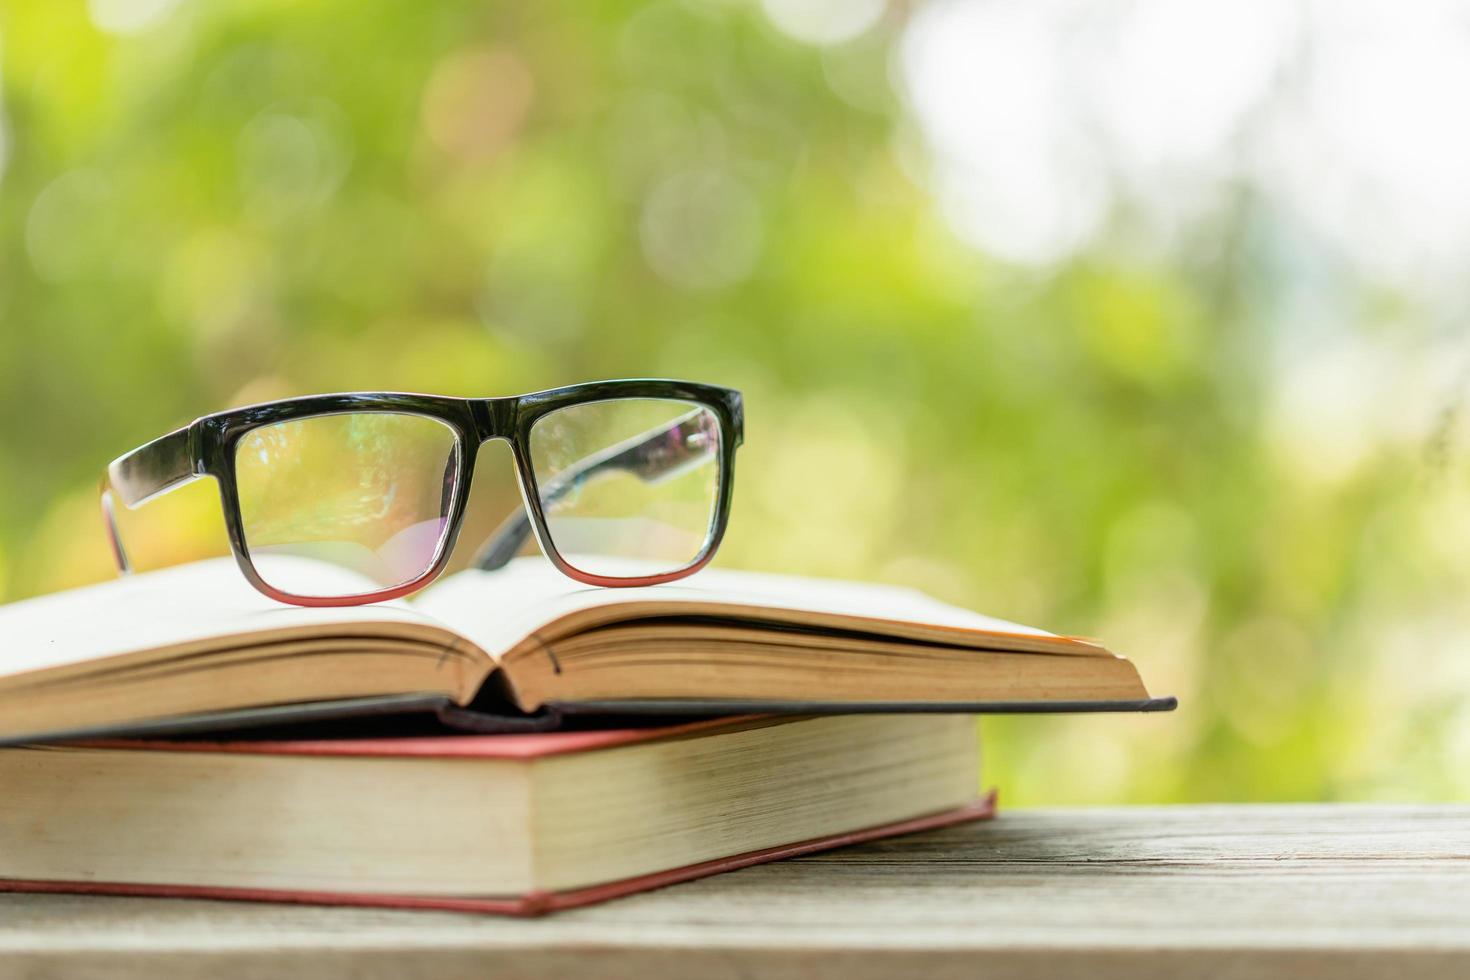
[102,379,743,606]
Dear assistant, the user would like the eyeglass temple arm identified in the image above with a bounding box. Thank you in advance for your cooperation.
[470,410,715,572]
[101,425,198,574]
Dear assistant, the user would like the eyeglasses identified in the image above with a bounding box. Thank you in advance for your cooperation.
[101,380,743,606]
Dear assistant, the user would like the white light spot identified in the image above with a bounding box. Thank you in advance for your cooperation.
[900,0,1107,265]
[88,0,183,35]
[761,0,886,46]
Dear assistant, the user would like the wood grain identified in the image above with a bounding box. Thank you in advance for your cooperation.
[1,804,1467,980]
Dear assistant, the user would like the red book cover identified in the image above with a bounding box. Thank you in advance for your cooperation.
[77,714,769,760]
[0,720,996,916]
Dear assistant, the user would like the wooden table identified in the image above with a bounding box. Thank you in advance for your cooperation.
[2,804,1466,979]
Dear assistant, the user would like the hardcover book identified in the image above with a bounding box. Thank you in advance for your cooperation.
[0,714,994,915]
[0,557,1173,744]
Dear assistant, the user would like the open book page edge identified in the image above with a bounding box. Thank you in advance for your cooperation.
[0,559,494,701]
[418,560,1112,664]
[1,636,481,696]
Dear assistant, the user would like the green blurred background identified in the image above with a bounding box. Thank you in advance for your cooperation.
[3,0,1469,803]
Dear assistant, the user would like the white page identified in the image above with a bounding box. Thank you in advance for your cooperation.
[416,557,1060,658]
[0,559,444,682]
[0,555,1075,688]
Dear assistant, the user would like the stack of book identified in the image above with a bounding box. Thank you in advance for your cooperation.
[0,559,1170,914]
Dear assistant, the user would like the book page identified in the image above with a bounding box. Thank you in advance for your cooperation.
[415,557,1088,660]
[0,558,456,683]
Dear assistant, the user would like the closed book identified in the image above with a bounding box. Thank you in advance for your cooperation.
[0,714,994,915]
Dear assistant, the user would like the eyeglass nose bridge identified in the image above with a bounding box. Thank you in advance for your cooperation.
[470,397,520,443]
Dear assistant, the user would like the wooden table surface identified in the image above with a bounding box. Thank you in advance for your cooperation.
[1,804,1466,979]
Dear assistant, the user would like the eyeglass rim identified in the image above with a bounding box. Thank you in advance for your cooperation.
[101,379,744,606]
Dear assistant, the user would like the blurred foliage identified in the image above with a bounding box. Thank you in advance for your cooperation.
[2,0,1468,804]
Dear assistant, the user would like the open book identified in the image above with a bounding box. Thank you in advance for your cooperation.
[0,558,1173,744]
